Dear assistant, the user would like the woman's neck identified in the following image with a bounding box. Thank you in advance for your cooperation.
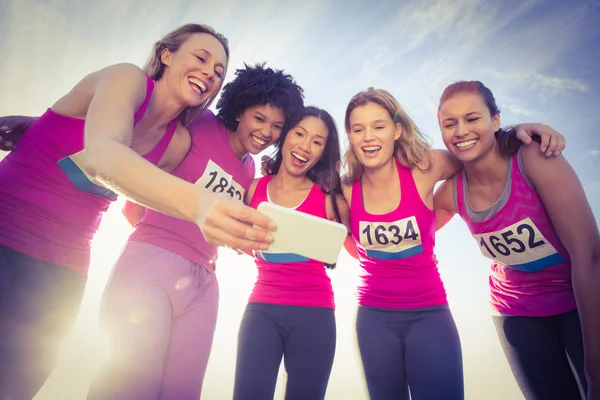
[361,157,396,188]
[270,166,312,191]
[144,78,187,129]
[463,145,510,186]
[228,130,247,160]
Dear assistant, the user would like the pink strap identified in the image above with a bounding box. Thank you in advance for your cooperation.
[142,118,178,165]
[133,76,155,125]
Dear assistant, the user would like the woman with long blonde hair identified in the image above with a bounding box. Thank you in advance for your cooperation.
[0,23,275,400]
[341,87,563,399]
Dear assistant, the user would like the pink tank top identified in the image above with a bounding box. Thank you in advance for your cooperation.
[350,158,447,309]
[0,76,177,275]
[247,176,335,309]
[454,149,575,317]
[129,110,255,268]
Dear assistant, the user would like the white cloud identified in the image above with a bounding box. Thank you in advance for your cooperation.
[586,150,600,157]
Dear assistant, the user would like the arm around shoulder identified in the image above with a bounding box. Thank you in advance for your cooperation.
[430,149,462,182]
[433,177,457,231]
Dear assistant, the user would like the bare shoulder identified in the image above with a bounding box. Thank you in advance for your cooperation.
[429,149,461,181]
[433,177,457,214]
[244,178,262,205]
[52,63,147,119]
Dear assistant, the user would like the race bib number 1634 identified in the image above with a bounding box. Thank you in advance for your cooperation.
[359,216,422,260]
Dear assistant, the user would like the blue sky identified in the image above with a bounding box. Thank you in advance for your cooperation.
[2,0,599,399]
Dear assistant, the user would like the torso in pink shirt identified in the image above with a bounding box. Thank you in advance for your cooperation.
[248,176,335,309]
[454,147,575,317]
[129,110,255,268]
[350,158,447,309]
[0,76,176,274]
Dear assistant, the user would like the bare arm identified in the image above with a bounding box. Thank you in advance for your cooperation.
[82,63,202,221]
[430,150,463,182]
[340,182,359,259]
[433,178,457,231]
[79,64,274,250]
[326,194,350,230]
[513,123,566,156]
[522,144,600,392]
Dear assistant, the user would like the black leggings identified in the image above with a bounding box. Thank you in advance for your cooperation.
[0,244,86,400]
[233,303,336,400]
[356,305,464,400]
[493,310,587,400]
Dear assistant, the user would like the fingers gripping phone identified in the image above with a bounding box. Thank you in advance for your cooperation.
[257,202,348,265]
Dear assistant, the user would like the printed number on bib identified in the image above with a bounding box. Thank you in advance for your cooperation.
[57,150,117,200]
[195,160,244,201]
[359,216,422,260]
[474,217,565,272]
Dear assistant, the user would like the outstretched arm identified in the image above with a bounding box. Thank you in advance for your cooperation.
[77,63,274,251]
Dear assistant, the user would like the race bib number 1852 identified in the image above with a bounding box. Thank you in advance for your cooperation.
[473,217,565,272]
[194,160,245,202]
[359,216,422,260]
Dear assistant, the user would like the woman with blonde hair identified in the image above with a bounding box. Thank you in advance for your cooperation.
[341,87,563,399]
[0,23,273,400]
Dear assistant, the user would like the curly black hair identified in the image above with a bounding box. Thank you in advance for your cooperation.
[216,63,305,132]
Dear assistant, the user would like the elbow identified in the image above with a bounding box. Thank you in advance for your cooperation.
[571,241,600,280]
[83,139,116,179]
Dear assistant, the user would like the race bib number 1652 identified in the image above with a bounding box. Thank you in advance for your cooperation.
[473,217,565,272]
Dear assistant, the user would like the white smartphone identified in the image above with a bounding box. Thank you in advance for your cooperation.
[257,202,348,265]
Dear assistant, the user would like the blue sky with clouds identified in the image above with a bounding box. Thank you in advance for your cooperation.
[2,0,599,399]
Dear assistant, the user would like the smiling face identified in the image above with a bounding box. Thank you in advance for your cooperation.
[347,101,401,171]
[281,116,330,177]
[235,104,285,155]
[161,32,228,108]
[438,92,500,163]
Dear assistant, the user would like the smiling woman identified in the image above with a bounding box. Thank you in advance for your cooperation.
[86,63,304,400]
[434,80,600,400]
[0,22,261,400]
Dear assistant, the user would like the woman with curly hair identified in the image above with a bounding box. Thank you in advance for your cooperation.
[86,63,305,400]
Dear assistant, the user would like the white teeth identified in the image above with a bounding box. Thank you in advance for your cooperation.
[362,146,381,152]
[292,152,308,162]
[188,77,207,93]
[456,140,477,148]
[252,135,267,146]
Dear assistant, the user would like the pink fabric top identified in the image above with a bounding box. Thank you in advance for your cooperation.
[129,110,255,269]
[350,158,447,309]
[248,175,335,309]
[454,149,575,317]
[0,76,177,275]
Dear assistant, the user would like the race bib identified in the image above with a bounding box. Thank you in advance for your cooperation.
[195,160,245,202]
[473,217,565,272]
[359,216,422,260]
[57,150,117,200]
